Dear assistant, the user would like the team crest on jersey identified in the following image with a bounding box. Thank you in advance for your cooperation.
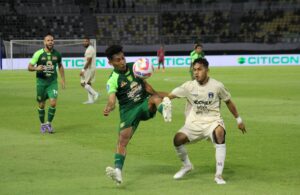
[120,81,127,88]
[208,92,214,99]
[127,75,133,82]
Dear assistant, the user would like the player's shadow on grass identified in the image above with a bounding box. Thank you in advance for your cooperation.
[54,124,95,133]
[131,164,207,181]
[132,163,257,183]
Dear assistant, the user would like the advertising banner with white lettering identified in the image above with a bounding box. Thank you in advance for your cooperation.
[2,54,299,70]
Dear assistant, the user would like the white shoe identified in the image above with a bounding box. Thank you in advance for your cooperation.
[83,100,94,104]
[214,175,226,184]
[106,167,122,185]
[93,93,99,102]
[162,97,172,122]
[173,164,193,179]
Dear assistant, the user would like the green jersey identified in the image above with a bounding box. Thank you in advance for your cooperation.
[106,63,149,111]
[190,50,205,63]
[30,48,62,82]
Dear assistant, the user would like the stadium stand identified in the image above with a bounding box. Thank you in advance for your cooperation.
[0,0,299,55]
[96,14,159,45]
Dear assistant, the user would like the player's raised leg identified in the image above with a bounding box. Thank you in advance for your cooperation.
[162,97,172,122]
[156,96,172,122]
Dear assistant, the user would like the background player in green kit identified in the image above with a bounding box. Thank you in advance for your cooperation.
[189,43,205,79]
[28,34,65,133]
[103,45,171,185]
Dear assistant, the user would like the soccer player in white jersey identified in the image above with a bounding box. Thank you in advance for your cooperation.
[80,37,99,104]
[167,58,246,184]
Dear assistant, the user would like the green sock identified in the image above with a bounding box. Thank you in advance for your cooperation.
[48,106,56,122]
[157,103,163,114]
[38,108,45,123]
[114,153,126,170]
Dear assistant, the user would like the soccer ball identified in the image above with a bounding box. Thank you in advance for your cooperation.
[133,58,154,79]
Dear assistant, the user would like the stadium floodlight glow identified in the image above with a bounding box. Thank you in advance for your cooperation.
[3,39,96,70]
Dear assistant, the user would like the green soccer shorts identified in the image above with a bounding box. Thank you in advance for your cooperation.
[36,80,58,102]
[118,98,156,132]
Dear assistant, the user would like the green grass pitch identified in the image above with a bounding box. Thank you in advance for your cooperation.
[0,66,300,195]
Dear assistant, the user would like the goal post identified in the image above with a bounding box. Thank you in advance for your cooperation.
[3,39,97,70]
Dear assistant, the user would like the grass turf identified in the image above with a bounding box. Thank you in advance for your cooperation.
[0,66,300,195]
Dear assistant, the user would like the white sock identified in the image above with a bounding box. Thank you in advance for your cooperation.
[88,93,93,102]
[215,144,226,176]
[84,84,97,96]
[175,145,191,166]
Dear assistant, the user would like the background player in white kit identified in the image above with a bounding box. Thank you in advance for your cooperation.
[80,37,99,104]
[167,58,246,184]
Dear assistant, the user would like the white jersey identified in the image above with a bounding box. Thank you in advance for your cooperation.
[171,78,231,129]
[85,45,96,70]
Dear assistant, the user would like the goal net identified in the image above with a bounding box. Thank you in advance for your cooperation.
[3,39,97,70]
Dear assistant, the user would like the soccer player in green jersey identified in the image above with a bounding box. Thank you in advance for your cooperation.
[103,45,171,185]
[28,34,65,133]
[189,43,205,79]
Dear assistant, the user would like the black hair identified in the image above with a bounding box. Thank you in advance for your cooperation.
[194,43,203,49]
[44,33,54,39]
[192,58,209,69]
[83,36,90,41]
[105,45,123,60]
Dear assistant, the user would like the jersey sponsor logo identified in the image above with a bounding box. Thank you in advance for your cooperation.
[128,81,143,102]
[41,57,46,61]
[193,100,212,114]
[194,100,212,105]
[44,61,54,77]
[130,81,138,89]
[106,84,110,92]
[52,56,58,60]
[120,81,127,88]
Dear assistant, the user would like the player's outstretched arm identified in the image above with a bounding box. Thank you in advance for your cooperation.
[168,93,178,100]
[58,63,65,89]
[103,93,116,116]
[225,99,246,134]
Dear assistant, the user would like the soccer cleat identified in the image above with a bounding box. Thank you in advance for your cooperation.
[162,97,172,122]
[83,100,94,104]
[46,122,54,134]
[214,175,226,184]
[40,124,47,133]
[173,164,193,179]
[93,92,100,102]
[106,167,122,185]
